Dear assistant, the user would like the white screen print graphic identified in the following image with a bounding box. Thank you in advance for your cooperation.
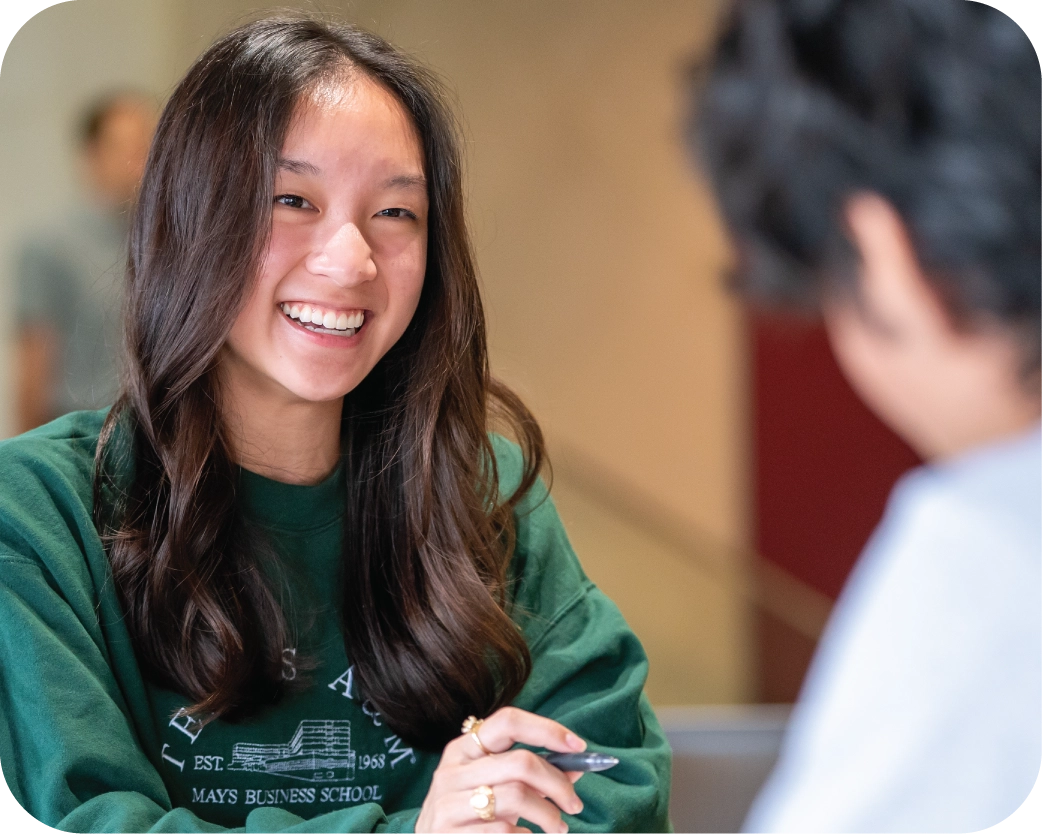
[228,720,357,783]
[160,664,418,786]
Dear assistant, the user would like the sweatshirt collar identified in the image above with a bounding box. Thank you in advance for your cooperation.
[236,463,345,532]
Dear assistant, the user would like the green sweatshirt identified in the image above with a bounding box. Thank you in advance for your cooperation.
[0,410,671,832]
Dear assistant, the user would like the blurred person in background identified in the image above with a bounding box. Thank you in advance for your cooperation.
[14,91,156,432]
[691,0,1040,830]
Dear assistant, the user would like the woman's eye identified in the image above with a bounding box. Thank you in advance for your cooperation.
[275,194,312,209]
[376,208,417,220]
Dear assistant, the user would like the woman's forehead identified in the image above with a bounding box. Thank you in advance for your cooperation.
[285,76,423,153]
[291,75,410,133]
[280,76,425,179]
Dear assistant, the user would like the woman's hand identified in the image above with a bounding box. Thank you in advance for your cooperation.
[415,706,587,833]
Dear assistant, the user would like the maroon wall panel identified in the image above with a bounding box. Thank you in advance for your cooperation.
[751,310,921,599]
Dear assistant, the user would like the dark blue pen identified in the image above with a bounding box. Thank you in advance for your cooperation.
[541,751,619,772]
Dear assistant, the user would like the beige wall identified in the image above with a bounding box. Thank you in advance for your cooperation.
[0,0,754,703]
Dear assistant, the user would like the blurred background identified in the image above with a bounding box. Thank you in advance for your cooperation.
[0,1,924,828]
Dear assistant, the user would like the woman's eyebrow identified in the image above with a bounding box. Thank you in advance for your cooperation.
[383,173,427,192]
[277,157,321,176]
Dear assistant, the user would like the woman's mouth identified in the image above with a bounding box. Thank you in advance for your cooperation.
[279,302,365,337]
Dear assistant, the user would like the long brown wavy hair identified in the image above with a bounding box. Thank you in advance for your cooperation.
[92,16,544,749]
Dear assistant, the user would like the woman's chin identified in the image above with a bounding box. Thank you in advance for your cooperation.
[277,373,365,406]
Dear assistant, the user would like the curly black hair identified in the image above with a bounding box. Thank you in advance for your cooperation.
[691,0,1040,370]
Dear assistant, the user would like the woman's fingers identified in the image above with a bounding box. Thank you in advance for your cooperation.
[418,709,586,833]
[448,707,585,764]
[482,707,586,755]
[490,781,571,834]
[444,749,583,816]
[444,782,568,834]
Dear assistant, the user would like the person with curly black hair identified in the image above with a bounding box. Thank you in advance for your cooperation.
[692,1,1040,830]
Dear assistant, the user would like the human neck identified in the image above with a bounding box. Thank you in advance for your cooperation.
[913,329,1042,462]
[928,378,1041,462]
[219,372,343,486]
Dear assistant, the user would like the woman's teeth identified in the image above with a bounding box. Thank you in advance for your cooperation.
[280,303,364,335]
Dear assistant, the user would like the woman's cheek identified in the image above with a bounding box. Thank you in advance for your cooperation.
[265,221,311,274]
[402,244,427,302]
[378,245,425,318]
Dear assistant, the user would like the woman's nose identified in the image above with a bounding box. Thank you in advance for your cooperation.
[304,221,377,286]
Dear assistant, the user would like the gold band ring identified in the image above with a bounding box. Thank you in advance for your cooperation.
[470,785,496,821]
[461,715,492,756]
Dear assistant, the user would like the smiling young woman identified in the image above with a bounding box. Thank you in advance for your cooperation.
[0,17,670,834]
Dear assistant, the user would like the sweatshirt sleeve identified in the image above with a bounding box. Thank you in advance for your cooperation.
[497,438,673,833]
[0,549,419,834]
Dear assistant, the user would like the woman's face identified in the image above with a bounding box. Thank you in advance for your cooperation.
[222,77,428,406]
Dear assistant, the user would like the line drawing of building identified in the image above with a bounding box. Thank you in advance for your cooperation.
[228,720,357,783]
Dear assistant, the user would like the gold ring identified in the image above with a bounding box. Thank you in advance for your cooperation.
[470,785,495,821]
[461,715,492,756]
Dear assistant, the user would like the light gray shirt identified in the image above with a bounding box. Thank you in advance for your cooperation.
[15,202,127,416]
[745,425,1042,832]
